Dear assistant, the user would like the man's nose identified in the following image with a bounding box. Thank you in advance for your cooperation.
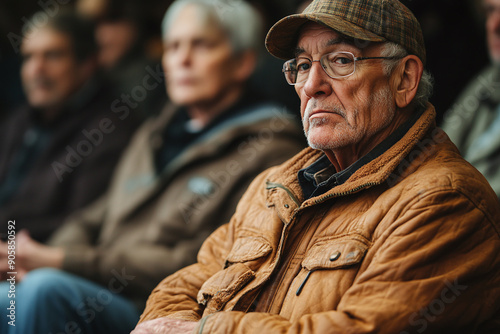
[302,61,333,98]
[177,44,193,66]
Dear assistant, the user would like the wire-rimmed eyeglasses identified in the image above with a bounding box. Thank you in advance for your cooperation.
[282,51,399,85]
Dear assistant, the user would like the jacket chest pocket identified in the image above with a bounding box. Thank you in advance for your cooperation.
[197,236,272,315]
[302,236,369,271]
[293,235,370,299]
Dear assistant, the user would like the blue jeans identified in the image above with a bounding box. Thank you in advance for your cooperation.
[0,268,140,334]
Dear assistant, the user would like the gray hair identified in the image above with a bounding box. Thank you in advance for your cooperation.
[161,0,263,55]
[381,42,434,111]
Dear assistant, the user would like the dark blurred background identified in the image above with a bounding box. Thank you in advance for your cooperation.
[401,0,489,124]
[0,0,489,124]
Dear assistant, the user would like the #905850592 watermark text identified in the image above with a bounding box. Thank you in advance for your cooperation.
[5,220,17,327]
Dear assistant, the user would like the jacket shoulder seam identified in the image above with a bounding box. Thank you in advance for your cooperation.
[404,186,500,239]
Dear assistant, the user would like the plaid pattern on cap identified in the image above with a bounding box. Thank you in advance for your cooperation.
[265,0,426,65]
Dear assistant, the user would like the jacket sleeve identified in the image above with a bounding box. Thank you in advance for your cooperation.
[192,189,500,334]
[30,134,125,240]
[136,166,279,322]
[64,131,130,213]
[48,190,233,303]
[40,108,137,242]
[47,192,108,247]
[139,223,234,322]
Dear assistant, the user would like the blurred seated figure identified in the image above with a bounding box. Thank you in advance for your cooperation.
[442,0,500,199]
[0,10,139,242]
[77,0,168,119]
[0,1,304,333]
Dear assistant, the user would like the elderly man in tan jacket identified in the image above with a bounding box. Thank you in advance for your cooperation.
[134,0,500,333]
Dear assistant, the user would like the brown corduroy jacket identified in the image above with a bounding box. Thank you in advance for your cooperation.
[140,105,500,334]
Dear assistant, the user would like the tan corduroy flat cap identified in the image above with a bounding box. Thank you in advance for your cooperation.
[265,0,426,65]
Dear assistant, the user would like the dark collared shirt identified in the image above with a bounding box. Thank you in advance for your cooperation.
[155,89,267,172]
[298,109,425,199]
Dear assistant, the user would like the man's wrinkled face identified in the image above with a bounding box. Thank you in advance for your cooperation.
[485,0,500,63]
[294,23,396,154]
[21,27,86,110]
[162,5,239,108]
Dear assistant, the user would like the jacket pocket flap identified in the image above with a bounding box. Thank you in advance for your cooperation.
[197,262,255,312]
[225,236,272,263]
[302,236,369,271]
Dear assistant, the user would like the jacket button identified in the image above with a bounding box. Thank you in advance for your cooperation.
[329,251,341,261]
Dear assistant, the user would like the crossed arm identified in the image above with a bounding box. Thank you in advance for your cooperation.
[131,191,500,334]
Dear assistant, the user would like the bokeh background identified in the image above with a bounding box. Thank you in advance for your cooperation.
[0,0,489,125]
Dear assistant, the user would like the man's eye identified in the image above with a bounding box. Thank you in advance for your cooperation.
[193,39,217,50]
[332,56,352,65]
[21,53,31,63]
[297,61,311,72]
[164,41,178,52]
[46,51,64,60]
[485,5,495,16]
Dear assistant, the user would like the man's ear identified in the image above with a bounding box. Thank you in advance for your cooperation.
[233,50,257,82]
[391,55,423,108]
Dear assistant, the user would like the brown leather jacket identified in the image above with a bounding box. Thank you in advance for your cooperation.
[140,105,500,333]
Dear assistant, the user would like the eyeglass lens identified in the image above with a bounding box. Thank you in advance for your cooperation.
[283,52,356,85]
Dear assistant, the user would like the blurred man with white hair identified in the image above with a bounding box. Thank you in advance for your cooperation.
[0,1,304,333]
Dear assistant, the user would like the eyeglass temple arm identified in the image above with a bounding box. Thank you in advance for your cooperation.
[355,56,401,61]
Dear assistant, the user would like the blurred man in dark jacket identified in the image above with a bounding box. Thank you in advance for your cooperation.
[0,10,139,242]
[0,1,304,334]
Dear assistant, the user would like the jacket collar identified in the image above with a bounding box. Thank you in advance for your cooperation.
[266,104,438,218]
[487,65,500,105]
[298,108,425,200]
[109,101,299,223]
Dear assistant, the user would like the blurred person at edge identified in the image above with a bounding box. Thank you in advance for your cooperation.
[0,10,139,243]
[442,0,500,200]
[132,0,500,333]
[77,0,168,120]
[0,0,304,333]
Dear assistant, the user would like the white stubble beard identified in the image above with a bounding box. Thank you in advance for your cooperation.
[302,87,395,151]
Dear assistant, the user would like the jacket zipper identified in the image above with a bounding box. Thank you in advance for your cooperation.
[232,210,303,313]
[267,180,380,207]
[313,181,380,205]
[239,181,379,308]
[296,269,315,296]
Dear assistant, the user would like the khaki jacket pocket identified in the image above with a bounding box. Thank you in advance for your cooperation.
[290,235,370,302]
[225,236,272,265]
[198,236,272,315]
[197,262,255,314]
[302,235,370,271]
